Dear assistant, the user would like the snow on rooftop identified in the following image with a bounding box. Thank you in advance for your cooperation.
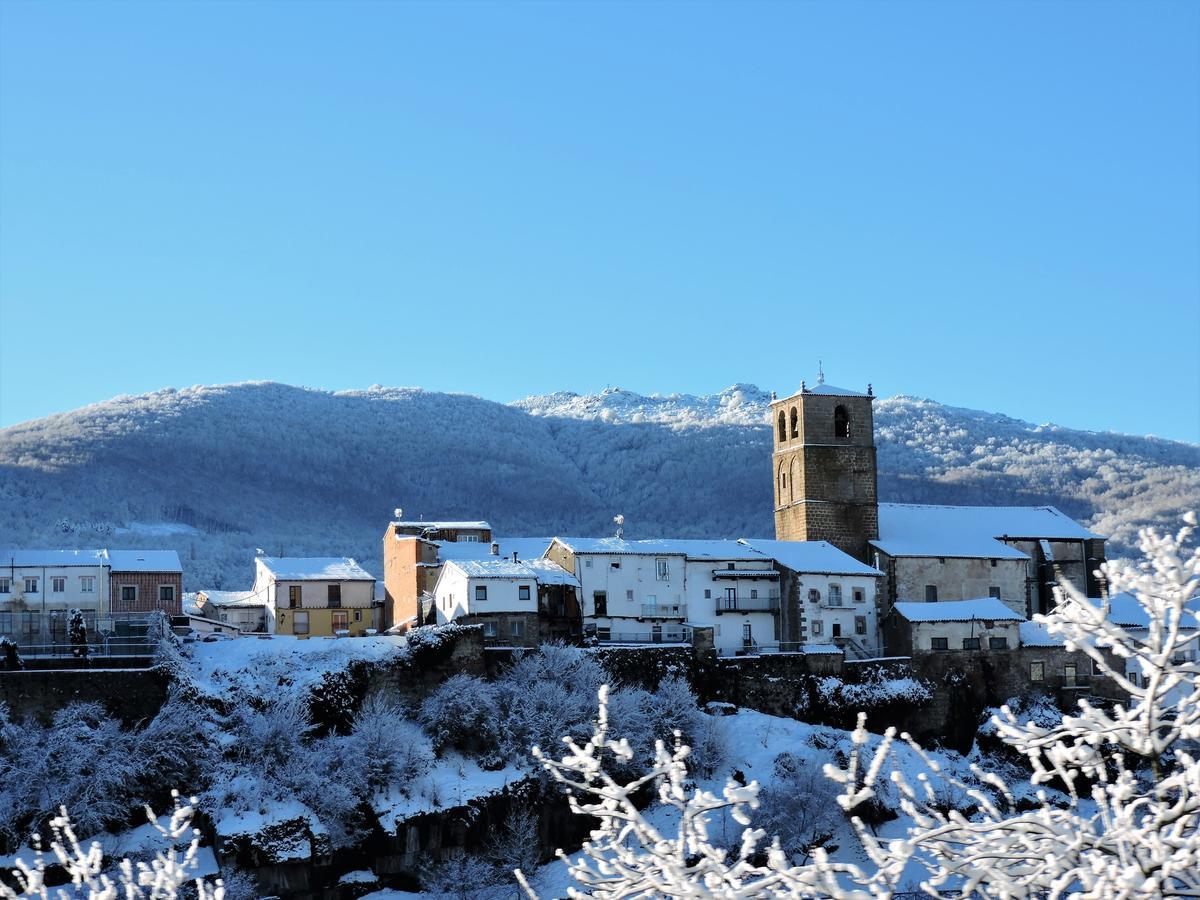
[871,503,1100,559]
[433,537,554,562]
[108,549,182,572]
[1019,621,1065,647]
[445,557,578,585]
[0,548,108,567]
[523,557,581,586]
[1076,591,1200,630]
[199,589,265,608]
[892,597,1024,623]
[552,536,760,559]
[257,556,374,580]
[392,520,490,530]
[737,539,883,576]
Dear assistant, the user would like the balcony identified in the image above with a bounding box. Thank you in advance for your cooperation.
[597,627,692,645]
[641,602,687,619]
[714,592,780,614]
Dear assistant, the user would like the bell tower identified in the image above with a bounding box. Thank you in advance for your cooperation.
[770,375,879,561]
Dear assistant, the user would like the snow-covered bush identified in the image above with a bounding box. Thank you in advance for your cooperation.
[755,752,842,865]
[345,695,431,793]
[420,674,503,756]
[524,515,1200,898]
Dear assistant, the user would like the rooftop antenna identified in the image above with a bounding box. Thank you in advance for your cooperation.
[817,360,825,386]
[614,514,625,540]
[394,507,403,521]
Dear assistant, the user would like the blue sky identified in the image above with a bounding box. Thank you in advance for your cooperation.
[1,0,1197,441]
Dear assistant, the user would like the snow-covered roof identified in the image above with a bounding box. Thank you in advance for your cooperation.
[434,537,554,563]
[199,589,266,608]
[1019,621,1065,647]
[737,539,883,576]
[871,503,1101,559]
[257,557,374,581]
[0,549,108,567]
[392,520,490,530]
[109,549,182,572]
[524,558,581,587]
[892,598,1024,623]
[1078,592,1200,629]
[551,537,760,560]
[778,383,871,401]
[446,559,538,580]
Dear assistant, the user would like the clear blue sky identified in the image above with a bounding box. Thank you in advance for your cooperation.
[2,0,1197,441]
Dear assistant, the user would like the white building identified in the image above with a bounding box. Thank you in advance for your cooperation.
[433,558,543,645]
[0,549,111,644]
[254,556,378,637]
[738,539,884,656]
[885,597,1025,655]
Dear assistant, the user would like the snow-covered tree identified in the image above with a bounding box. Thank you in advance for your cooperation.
[523,514,1200,898]
[67,610,88,660]
[0,792,224,899]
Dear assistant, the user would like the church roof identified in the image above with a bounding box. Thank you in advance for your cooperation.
[871,503,1101,559]
[775,382,872,402]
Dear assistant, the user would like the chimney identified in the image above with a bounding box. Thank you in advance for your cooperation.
[512,551,519,563]
[490,542,499,556]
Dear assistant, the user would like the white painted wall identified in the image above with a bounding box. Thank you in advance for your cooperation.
[683,557,780,654]
[908,618,1020,652]
[797,573,881,652]
[433,567,538,623]
[574,552,688,638]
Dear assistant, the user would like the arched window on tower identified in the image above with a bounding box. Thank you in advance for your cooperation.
[834,405,850,439]
[777,411,787,443]
[789,407,799,439]
[778,463,787,497]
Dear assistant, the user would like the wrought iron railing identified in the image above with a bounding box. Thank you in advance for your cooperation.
[640,603,687,618]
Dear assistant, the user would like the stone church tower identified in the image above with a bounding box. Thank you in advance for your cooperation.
[771,376,880,561]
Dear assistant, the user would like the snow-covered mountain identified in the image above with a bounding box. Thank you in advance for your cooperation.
[1,381,1196,590]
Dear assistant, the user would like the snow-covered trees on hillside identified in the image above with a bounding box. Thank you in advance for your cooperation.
[525,515,1200,898]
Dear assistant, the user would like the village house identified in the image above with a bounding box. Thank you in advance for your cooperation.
[738,538,884,657]
[432,557,578,647]
[108,550,183,616]
[381,517,550,631]
[255,556,379,637]
[884,597,1024,655]
[195,589,268,632]
[0,549,111,644]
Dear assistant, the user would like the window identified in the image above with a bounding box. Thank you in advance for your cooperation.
[332,611,349,631]
[777,411,787,442]
[931,637,949,650]
[475,585,488,603]
[789,407,799,439]
[1064,664,1078,688]
[482,621,497,637]
[656,558,669,581]
[121,585,137,605]
[584,558,593,568]
[834,405,849,438]
[0,578,8,594]
[328,584,342,607]
[626,589,635,600]
[293,611,310,635]
[596,626,611,641]
[853,588,865,604]
[808,588,821,604]
[1030,661,1045,682]
[610,559,621,570]
[988,586,1002,599]
[750,589,758,599]
[159,585,175,605]
[288,585,301,608]
[924,585,938,602]
[354,610,361,621]
[460,535,480,542]
[80,576,95,593]
[989,637,1009,650]
[593,591,607,616]
[811,620,823,636]
[704,589,711,599]
[962,637,981,650]
[519,585,531,602]
[24,577,39,594]
[0,612,11,633]
[510,619,526,638]
[855,615,867,635]
[990,559,998,567]
[51,577,65,593]
[828,585,842,606]
[23,611,39,635]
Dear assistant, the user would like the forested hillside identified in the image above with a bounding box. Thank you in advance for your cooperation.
[1,382,1195,590]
